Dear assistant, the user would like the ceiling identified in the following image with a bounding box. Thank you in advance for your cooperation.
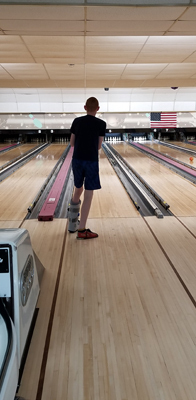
[1,2,196,106]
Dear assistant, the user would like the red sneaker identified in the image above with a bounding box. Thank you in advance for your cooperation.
[77,229,98,240]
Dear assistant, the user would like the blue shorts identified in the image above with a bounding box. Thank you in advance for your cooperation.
[72,158,101,190]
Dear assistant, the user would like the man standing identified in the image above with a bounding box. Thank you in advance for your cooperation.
[69,97,106,239]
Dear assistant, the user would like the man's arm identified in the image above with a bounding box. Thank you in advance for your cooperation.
[98,136,104,150]
[70,133,75,147]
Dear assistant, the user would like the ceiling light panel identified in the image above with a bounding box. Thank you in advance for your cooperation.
[45,64,85,79]
[22,35,84,63]
[184,52,196,62]
[85,36,146,63]
[54,79,85,88]
[86,64,125,79]
[86,52,138,64]
[161,63,196,72]
[23,79,57,88]
[1,63,48,79]
[0,35,33,61]
[123,64,167,72]
[86,36,148,48]
[136,53,191,63]
[0,66,13,79]
[86,20,172,33]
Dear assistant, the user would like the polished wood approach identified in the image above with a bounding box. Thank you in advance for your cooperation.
[18,217,196,400]
[114,142,196,217]
[1,141,196,400]
[0,220,21,229]
[146,216,196,304]
[179,216,196,236]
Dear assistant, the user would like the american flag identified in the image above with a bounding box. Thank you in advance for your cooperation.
[150,112,177,128]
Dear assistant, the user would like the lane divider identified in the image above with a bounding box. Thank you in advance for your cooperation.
[133,142,196,177]
[38,147,73,221]
[0,143,19,152]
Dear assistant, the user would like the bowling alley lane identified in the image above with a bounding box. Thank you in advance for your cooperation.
[144,141,196,165]
[0,143,67,221]
[89,150,140,219]
[12,145,196,400]
[112,141,196,217]
[169,141,196,151]
[0,143,36,167]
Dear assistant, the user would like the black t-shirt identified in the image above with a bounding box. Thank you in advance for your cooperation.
[70,115,106,161]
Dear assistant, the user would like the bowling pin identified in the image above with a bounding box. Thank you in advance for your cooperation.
[29,114,42,129]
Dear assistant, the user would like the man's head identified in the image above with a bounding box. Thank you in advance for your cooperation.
[84,97,100,115]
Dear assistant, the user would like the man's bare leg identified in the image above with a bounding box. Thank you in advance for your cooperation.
[78,189,93,230]
[72,186,83,203]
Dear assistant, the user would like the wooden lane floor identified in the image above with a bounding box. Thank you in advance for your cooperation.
[89,150,140,219]
[144,141,196,165]
[7,152,139,399]
[4,146,196,400]
[0,220,21,228]
[0,144,67,222]
[17,216,196,400]
[167,141,196,152]
[113,142,196,217]
[178,215,196,236]
[0,143,36,167]
[0,146,139,224]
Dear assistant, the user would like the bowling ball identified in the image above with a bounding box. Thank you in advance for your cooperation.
[190,156,193,161]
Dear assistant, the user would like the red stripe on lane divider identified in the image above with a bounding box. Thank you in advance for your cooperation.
[134,143,196,178]
[38,147,73,221]
[0,143,18,151]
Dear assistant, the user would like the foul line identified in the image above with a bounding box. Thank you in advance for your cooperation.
[144,217,196,309]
